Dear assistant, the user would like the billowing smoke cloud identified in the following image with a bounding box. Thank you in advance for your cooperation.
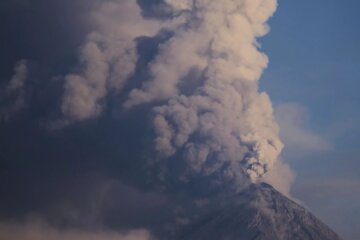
[0,219,152,240]
[0,59,28,120]
[60,0,161,123]
[59,0,284,190]
[127,0,283,187]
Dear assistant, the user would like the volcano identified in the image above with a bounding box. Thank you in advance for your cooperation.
[171,183,342,240]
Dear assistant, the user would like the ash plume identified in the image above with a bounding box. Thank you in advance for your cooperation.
[60,0,284,190]
[60,0,161,123]
[127,0,283,187]
[0,1,347,239]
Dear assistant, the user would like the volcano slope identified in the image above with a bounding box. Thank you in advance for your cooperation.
[172,183,342,240]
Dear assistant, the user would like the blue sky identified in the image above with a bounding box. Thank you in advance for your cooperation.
[261,0,360,238]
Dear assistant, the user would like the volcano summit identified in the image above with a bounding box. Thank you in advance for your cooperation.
[171,183,342,240]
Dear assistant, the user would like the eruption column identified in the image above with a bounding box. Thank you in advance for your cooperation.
[126,0,283,186]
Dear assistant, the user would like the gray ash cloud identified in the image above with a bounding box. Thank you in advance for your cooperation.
[0,1,295,239]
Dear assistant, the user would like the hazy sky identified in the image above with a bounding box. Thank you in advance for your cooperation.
[0,0,359,239]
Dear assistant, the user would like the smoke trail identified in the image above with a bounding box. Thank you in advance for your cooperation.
[125,0,283,186]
